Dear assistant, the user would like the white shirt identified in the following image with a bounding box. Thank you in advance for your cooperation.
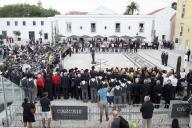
[171,77,178,87]
[180,72,186,79]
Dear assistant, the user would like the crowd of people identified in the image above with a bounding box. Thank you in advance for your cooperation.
[15,64,192,109]
[69,38,174,54]
[1,41,191,106]
[0,39,190,128]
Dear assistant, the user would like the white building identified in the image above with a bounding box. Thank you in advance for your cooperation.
[148,7,176,41]
[0,17,54,43]
[0,6,176,44]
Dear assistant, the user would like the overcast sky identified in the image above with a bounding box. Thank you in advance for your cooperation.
[0,0,176,14]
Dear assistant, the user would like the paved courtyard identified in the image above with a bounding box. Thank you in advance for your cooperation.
[62,49,192,72]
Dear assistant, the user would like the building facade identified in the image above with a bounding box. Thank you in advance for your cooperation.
[0,17,54,43]
[175,0,192,50]
[148,7,176,41]
[0,6,175,44]
[55,14,154,42]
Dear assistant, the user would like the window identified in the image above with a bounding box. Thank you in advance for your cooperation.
[7,21,10,26]
[41,21,44,26]
[66,22,72,32]
[181,7,185,18]
[80,26,82,30]
[2,31,7,38]
[128,26,131,30]
[23,21,26,26]
[15,21,18,26]
[44,33,48,39]
[91,23,96,32]
[33,21,36,26]
[139,23,144,32]
[162,35,166,40]
[115,23,120,32]
[104,26,107,30]
[181,2,186,18]
[180,26,184,36]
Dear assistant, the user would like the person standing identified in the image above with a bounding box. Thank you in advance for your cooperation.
[187,49,191,62]
[44,74,53,100]
[140,96,154,128]
[110,110,120,128]
[40,92,52,128]
[184,54,188,69]
[132,78,140,104]
[22,97,36,128]
[164,52,169,66]
[163,79,173,108]
[80,80,89,102]
[187,70,192,98]
[61,72,70,99]
[91,47,96,64]
[36,74,45,98]
[97,83,109,123]
[89,77,98,103]
[21,74,29,98]
[161,51,165,65]
[153,80,163,108]
[28,74,37,103]
[172,118,180,128]
[52,72,61,99]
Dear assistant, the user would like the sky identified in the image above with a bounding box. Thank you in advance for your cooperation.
[0,0,177,14]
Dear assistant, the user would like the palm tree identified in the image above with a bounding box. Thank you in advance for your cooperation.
[124,2,139,15]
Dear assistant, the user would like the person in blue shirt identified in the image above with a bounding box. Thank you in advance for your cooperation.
[97,82,109,123]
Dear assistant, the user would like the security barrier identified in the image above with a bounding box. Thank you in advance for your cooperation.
[4,103,189,127]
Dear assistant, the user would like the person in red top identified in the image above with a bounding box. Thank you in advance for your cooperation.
[36,74,45,98]
[52,72,61,99]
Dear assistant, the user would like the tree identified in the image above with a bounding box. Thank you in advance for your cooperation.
[0,4,60,17]
[171,2,177,10]
[124,2,139,15]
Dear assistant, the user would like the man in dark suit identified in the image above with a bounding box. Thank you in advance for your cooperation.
[161,51,165,65]
[140,96,154,128]
[164,52,168,66]
[187,49,191,62]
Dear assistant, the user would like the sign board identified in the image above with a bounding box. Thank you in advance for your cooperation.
[51,106,88,120]
[171,103,190,118]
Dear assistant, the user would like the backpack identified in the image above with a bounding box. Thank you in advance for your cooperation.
[119,116,129,128]
[30,103,36,114]
[28,79,35,89]
[21,78,28,89]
